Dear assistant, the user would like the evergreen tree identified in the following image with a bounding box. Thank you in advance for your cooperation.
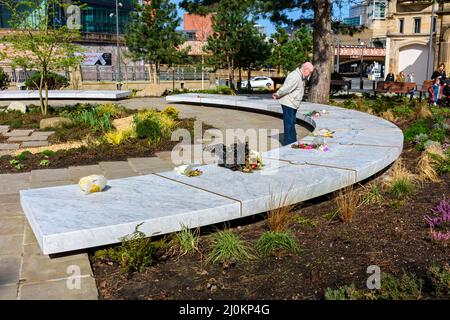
[125,0,189,84]
[205,0,255,90]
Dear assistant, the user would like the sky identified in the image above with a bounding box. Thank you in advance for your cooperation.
[171,0,351,36]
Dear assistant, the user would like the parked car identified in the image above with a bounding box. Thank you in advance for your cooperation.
[240,76,274,89]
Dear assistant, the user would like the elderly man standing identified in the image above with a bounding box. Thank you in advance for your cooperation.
[272,62,314,145]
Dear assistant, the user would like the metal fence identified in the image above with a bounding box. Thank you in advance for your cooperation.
[80,65,209,82]
[1,68,70,84]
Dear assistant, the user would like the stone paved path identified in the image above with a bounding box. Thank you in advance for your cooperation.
[0,97,310,300]
[0,127,53,153]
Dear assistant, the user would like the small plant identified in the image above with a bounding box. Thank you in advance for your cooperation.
[16,151,32,161]
[324,284,360,300]
[10,119,22,129]
[424,198,450,242]
[359,181,384,206]
[0,67,11,90]
[266,191,294,232]
[428,264,450,296]
[94,224,165,273]
[171,225,200,256]
[96,103,123,118]
[133,112,162,142]
[104,129,135,145]
[9,159,23,170]
[207,229,254,264]
[256,231,300,255]
[161,106,180,120]
[380,109,397,122]
[404,119,431,142]
[418,147,442,183]
[40,150,56,158]
[294,214,317,227]
[383,159,416,199]
[39,159,50,167]
[374,272,423,300]
[335,187,360,223]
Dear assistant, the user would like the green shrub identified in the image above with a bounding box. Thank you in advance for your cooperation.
[294,215,317,227]
[10,119,22,129]
[16,151,32,161]
[393,105,413,119]
[94,224,165,273]
[257,231,300,255]
[429,128,446,143]
[375,272,423,300]
[429,265,450,296]
[325,284,360,300]
[133,112,162,142]
[0,68,11,90]
[404,120,431,142]
[25,72,69,90]
[161,106,180,120]
[207,229,254,264]
[40,150,56,158]
[96,103,124,118]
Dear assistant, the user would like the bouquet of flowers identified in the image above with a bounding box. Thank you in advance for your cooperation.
[305,110,321,118]
[310,128,335,138]
[242,150,264,173]
[291,143,329,152]
[174,165,203,177]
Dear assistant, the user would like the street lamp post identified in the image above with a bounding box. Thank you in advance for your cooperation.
[359,40,365,90]
[115,0,122,90]
[426,0,436,79]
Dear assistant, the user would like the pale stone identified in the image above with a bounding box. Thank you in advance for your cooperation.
[112,116,134,131]
[7,102,27,114]
[40,117,73,129]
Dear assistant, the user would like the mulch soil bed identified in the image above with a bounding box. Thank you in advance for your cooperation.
[90,143,450,300]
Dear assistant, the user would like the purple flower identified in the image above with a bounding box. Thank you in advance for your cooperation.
[424,198,450,242]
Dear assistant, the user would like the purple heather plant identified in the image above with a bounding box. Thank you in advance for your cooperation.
[424,198,450,242]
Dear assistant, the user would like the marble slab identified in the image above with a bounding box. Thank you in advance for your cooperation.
[158,159,355,217]
[0,90,131,100]
[20,175,240,254]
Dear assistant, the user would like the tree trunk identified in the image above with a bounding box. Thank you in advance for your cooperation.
[44,81,49,116]
[39,72,45,115]
[229,58,235,90]
[247,68,252,90]
[238,68,242,89]
[309,0,333,104]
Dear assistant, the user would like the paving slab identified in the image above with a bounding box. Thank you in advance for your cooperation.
[0,235,23,256]
[127,157,173,173]
[24,224,38,245]
[0,255,21,286]
[0,284,17,300]
[21,243,93,283]
[22,141,49,148]
[0,143,20,150]
[8,135,48,142]
[30,168,71,183]
[3,130,33,137]
[0,202,24,218]
[19,276,98,300]
[29,180,73,189]
[0,125,10,133]
[0,150,11,157]
[102,170,140,180]
[30,131,55,137]
[20,174,240,254]
[0,216,24,236]
[68,165,103,183]
[98,161,136,172]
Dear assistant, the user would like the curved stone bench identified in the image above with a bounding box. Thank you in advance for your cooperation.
[20,94,403,254]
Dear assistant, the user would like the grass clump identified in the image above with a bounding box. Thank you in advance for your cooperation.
[207,229,254,264]
[170,225,200,256]
[257,231,300,255]
[95,224,165,273]
[294,214,317,227]
[335,187,360,222]
[267,191,294,232]
[383,159,416,199]
[359,182,384,206]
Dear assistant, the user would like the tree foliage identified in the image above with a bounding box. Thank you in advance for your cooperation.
[268,26,312,75]
[125,0,189,84]
[0,0,83,114]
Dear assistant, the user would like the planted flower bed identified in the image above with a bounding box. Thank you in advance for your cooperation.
[0,104,212,174]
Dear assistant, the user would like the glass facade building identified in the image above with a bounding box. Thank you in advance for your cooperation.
[0,0,135,34]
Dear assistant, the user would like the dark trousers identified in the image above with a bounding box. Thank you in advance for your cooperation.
[282,105,297,145]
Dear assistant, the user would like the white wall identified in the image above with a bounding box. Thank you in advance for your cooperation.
[398,44,432,86]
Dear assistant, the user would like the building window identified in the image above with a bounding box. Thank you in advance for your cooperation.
[369,0,387,19]
[414,18,421,33]
[399,19,404,34]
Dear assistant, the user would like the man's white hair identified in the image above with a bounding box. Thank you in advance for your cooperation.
[301,62,314,71]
